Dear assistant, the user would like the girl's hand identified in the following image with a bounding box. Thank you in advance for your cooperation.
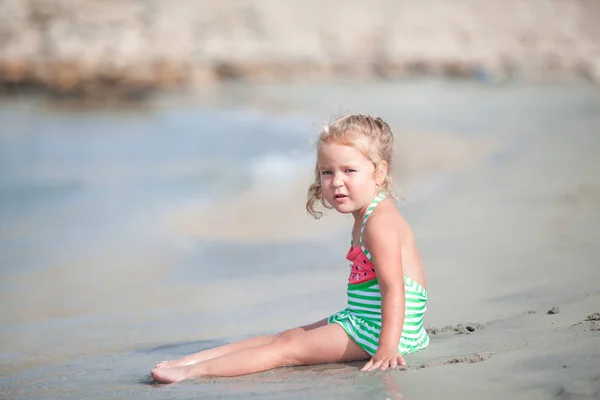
[361,347,406,371]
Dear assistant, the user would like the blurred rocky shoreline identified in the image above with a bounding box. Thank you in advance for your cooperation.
[1,0,599,98]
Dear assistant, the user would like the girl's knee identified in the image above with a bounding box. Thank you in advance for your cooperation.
[278,327,303,338]
[271,335,302,365]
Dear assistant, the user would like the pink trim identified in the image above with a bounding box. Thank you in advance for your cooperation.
[346,246,377,284]
[346,245,363,261]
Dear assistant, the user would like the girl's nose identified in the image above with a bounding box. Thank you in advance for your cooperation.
[332,173,344,187]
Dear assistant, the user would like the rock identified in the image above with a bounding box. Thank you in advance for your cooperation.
[585,313,600,321]
[1,0,599,97]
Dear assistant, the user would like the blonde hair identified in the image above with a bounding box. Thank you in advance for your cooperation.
[306,114,397,219]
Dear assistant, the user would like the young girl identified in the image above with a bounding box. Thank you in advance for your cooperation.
[150,114,429,383]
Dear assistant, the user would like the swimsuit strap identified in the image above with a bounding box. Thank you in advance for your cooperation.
[359,192,386,261]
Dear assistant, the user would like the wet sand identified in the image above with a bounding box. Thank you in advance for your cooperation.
[1,82,599,399]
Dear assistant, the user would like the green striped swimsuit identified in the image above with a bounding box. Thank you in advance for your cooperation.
[328,193,430,356]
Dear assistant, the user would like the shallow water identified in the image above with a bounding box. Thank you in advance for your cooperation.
[1,81,599,399]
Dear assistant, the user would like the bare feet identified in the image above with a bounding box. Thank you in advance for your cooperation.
[151,366,189,383]
[155,358,196,369]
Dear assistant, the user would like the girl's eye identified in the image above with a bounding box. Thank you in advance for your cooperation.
[321,171,332,176]
[345,169,356,173]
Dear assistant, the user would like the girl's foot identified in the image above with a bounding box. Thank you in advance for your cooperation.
[155,358,195,369]
[151,366,189,383]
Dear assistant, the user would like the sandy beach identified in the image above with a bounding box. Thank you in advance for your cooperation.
[1,81,599,399]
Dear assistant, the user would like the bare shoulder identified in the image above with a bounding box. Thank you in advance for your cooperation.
[362,199,426,287]
[362,199,405,247]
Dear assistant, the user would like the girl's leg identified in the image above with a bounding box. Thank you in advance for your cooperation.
[155,318,328,368]
[151,323,369,383]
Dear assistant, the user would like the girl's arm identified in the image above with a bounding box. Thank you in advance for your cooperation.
[361,214,406,371]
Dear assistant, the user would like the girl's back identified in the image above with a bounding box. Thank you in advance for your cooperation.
[361,199,427,290]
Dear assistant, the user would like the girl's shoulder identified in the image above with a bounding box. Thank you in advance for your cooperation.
[370,198,403,223]
[362,199,404,243]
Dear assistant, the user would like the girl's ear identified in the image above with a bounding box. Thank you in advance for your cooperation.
[375,161,388,186]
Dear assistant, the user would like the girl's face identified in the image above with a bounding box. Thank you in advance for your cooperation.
[317,141,382,218]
